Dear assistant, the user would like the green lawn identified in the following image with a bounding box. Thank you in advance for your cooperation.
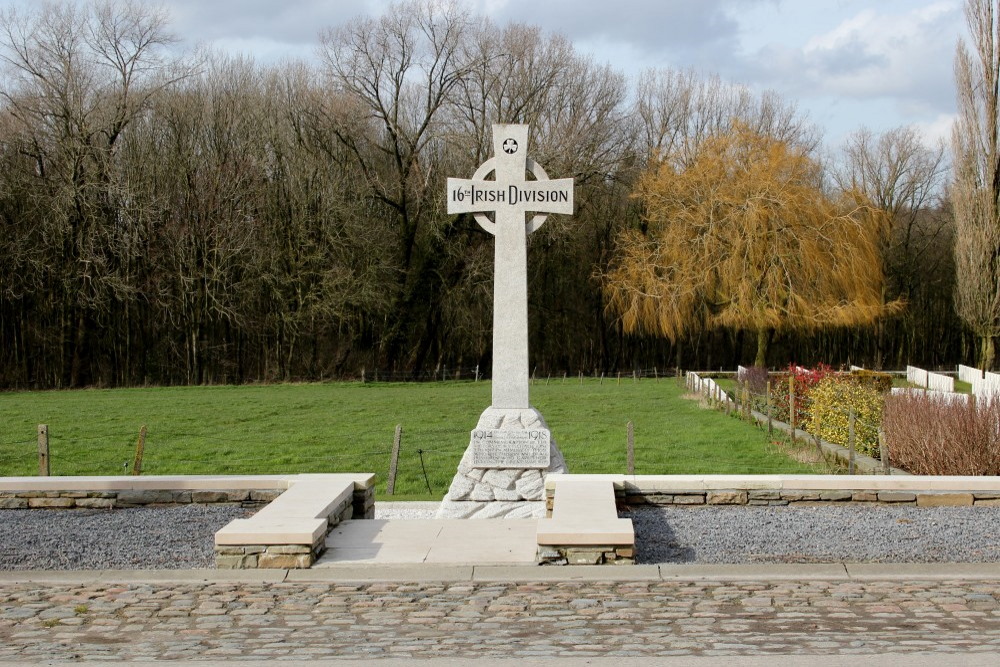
[0,379,824,499]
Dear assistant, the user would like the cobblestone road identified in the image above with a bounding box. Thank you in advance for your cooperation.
[2,574,1000,660]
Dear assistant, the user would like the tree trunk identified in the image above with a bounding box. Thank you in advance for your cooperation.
[755,328,769,368]
[980,334,995,371]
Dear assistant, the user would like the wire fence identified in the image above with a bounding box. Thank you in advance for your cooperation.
[1,368,850,494]
[685,370,894,474]
[350,366,683,384]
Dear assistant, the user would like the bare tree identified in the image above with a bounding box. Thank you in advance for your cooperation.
[0,0,184,385]
[953,0,1000,369]
[836,126,950,367]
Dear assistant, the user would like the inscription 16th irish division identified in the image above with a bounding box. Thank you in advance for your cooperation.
[437,124,572,519]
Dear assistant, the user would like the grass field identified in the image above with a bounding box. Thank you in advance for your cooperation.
[0,379,826,499]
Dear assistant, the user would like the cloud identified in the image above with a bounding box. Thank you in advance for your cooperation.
[158,0,380,60]
[745,2,960,117]
[912,113,957,147]
[479,0,772,59]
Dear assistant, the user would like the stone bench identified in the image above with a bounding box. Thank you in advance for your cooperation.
[214,473,375,569]
[536,475,634,565]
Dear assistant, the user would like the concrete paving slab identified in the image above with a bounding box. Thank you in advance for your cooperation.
[846,562,1000,580]
[0,570,104,584]
[660,563,849,580]
[473,564,661,581]
[426,519,537,564]
[319,518,540,566]
[286,564,474,582]
[327,518,444,542]
[93,569,286,584]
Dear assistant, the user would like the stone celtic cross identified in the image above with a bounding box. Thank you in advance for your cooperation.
[447,124,574,409]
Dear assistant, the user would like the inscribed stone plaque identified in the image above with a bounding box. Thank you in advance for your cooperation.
[470,428,551,469]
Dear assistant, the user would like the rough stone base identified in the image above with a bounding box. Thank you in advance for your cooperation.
[216,541,322,569]
[437,406,568,519]
[537,545,635,566]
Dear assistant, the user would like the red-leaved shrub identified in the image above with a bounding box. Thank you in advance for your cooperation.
[771,363,835,425]
[882,392,1000,475]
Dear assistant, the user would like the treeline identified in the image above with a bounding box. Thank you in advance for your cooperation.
[0,1,963,389]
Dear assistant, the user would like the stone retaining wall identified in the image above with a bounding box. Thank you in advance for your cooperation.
[623,489,1000,507]
[0,488,281,509]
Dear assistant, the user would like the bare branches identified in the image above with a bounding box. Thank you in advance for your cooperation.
[953,0,1000,368]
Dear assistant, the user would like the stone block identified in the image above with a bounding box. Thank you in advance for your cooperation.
[117,490,175,505]
[707,490,748,505]
[780,491,819,501]
[75,498,114,509]
[494,486,522,501]
[215,555,244,569]
[975,498,1000,506]
[249,490,283,502]
[215,553,258,569]
[878,491,916,503]
[469,483,495,502]
[447,475,475,500]
[0,498,28,509]
[852,491,879,502]
[28,497,74,508]
[672,494,705,505]
[215,546,248,556]
[616,547,635,558]
[193,490,245,503]
[265,544,312,555]
[481,469,519,489]
[748,490,781,501]
[819,490,854,502]
[514,471,544,500]
[258,553,312,569]
[565,549,605,565]
[916,492,974,507]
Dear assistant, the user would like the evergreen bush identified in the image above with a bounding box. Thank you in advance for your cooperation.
[806,376,884,458]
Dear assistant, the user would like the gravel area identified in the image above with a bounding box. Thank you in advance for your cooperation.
[4,503,1000,569]
[627,505,1000,564]
[0,505,255,570]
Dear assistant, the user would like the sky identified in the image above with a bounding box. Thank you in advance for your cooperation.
[0,0,966,149]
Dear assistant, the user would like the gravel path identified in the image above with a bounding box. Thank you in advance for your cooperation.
[627,505,1000,564]
[0,505,255,570]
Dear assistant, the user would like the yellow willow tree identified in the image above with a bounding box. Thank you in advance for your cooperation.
[605,122,894,367]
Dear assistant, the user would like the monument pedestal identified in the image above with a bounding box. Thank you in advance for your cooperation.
[436,406,568,519]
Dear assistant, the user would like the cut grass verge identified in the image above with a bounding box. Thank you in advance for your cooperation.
[1,379,826,499]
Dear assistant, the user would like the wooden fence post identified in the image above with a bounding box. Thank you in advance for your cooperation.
[627,421,635,475]
[848,407,856,475]
[387,425,402,496]
[766,382,773,436]
[37,424,49,476]
[878,428,889,474]
[132,425,147,476]
[788,376,797,444]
